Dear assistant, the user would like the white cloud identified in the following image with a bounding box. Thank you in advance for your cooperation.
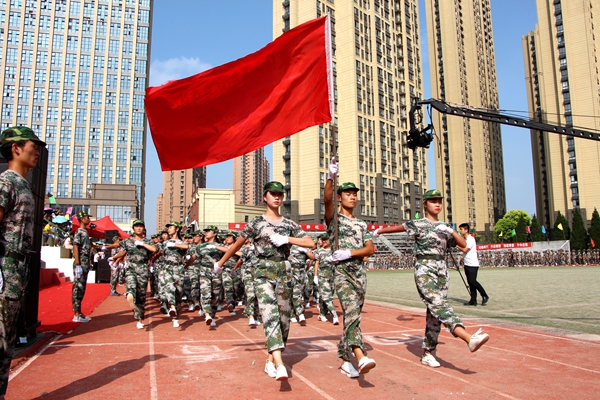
[149,57,212,86]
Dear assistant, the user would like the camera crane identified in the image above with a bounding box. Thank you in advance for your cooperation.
[407,98,600,150]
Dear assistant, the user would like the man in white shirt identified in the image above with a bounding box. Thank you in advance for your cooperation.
[458,223,489,306]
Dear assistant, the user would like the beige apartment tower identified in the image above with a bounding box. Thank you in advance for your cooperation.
[156,167,206,232]
[273,0,428,225]
[425,0,506,232]
[0,0,153,218]
[233,148,270,206]
[523,0,600,230]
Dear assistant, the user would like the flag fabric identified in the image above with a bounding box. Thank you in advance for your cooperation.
[511,229,516,237]
[415,212,420,219]
[48,195,56,205]
[146,16,333,171]
[526,226,531,233]
[541,226,546,234]
[557,223,563,230]
[592,238,596,248]
[499,231,503,237]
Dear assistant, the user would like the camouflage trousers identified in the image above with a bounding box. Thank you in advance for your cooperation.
[188,263,202,307]
[182,267,192,302]
[0,257,26,396]
[125,263,149,321]
[290,263,306,317]
[162,263,184,317]
[198,267,222,316]
[155,265,167,305]
[72,263,91,314]
[148,265,157,297]
[241,267,258,318]
[254,260,293,353]
[221,266,235,306]
[109,264,124,292]
[414,260,464,351]
[334,260,367,360]
[305,268,319,304]
[318,267,337,318]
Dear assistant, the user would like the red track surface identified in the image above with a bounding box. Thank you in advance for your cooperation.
[9,287,600,399]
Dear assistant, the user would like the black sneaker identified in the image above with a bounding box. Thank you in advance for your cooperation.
[110,291,121,296]
[481,296,489,306]
[463,301,477,306]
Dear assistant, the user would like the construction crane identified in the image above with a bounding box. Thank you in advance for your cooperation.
[408,98,600,150]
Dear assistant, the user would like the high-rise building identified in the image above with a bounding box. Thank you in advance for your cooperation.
[425,0,506,232]
[233,148,270,206]
[0,0,152,219]
[523,0,600,229]
[156,167,206,231]
[273,0,427,225]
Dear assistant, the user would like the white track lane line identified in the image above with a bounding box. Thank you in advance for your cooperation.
[227,322,336,400]
[148,314,158,400]
[9,334,62,381]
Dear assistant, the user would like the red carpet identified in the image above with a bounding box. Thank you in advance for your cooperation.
[38,283,110,333]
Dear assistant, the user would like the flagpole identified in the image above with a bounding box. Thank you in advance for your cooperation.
[325,13,339,251]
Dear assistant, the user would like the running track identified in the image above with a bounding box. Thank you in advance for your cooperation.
[9,294,599,399]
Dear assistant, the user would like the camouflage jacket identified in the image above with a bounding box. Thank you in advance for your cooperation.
[240,244,258,270]
[327,213,372,252]
[161,239,186,266]
[0,170,34,254]
[120,237,153,266]
[288,245,308,266]
[241,215,306,260]
[222,244,240,269]
[194,242,223,269]
[314,247,334,271]
[402,218,455,257]
[73,228,91,266]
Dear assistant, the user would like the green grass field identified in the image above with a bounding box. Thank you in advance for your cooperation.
[366,266,600,336]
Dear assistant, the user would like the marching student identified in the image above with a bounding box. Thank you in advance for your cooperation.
[323,158,376,379]
[216,181,315,381]
[374,189,490,368]
[160,222,188,328]
[72,210,93,323]
[312,233,339,325]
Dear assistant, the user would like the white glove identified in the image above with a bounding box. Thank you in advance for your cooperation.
[184,255,191,261]
[373,228,382,238]
[205,244,216,249]
[166,241,176,248]
[297,247,308,253]
[270,234,289,247]
[313,275,319,285]
[435,225,455,235]
[75,265,83,279]
[134,240,144,247]
[331,249,352,262]
[327,157,338,180]
[101,246,107,251]
[213,262,222,274]
[107,257,114,263]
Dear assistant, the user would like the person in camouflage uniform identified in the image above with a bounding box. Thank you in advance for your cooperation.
[311,233,339,325]
[148,234,161,299]
[375,189,490,368]
[182,233,194,310]
[160,222,188,328]
[216,181,315,381]
[104,236,123,296]
[237,240,261,326]
[288,243,309,325]
[219,231,241,315]
[72,210,93,323]
[112,220,155,329]
[185,225,224,327]
[184,231,203,313]
[324,159,377,378]
[0,126,45,397]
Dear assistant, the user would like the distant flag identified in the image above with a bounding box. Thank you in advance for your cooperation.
[499,231,503,237]
[48,195,56,205]
[557,223,564,231]
[592,238,596,248]
[541,226,547,234]
[415,212,420,219]
[511,229,516,237]
[526,226,531,233]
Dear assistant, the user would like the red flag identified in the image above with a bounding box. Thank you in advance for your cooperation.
[146,16,332,171]
[592,238,596,248]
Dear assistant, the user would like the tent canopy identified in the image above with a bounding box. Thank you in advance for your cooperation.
[71,215,129,240]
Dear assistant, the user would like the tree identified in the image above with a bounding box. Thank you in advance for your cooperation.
[515,215,528,242]
[553,211,570,240]
[530,215,545,242]
[570,208,587,250]
[588,208,600,249]
[494,210,531,241]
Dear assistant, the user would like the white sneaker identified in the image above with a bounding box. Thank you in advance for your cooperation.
[340,361,360,378]
[298,314,306,326]
[332,317,340,325]
[136,321,145,329]
[317,315,328,322]
[210,320,217,327]
[237,301,243,306]
[217,305,223,311]
[468,328,489,352]
[290,317,298,323]
[72,315,91,323]
[199,310,205,316]
[421,353,440,368]
[305,303,311,309]
[205,315,213,325]
[275,364,288,381]
[172,319,180,328]
[357,356,376,374]
[248,316,256,326]
[229,311,237,316]
[254,319,261,326]
[264,360,277,378]
[188,304,195,312]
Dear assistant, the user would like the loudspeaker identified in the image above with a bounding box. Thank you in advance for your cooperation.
[105,229,118,239]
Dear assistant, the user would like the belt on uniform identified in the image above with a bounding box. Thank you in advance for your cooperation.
[4,250,30,263]
[260,256,285,262]
[416,255,444,261]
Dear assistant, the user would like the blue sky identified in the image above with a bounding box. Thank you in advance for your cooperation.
[145,0,539,232]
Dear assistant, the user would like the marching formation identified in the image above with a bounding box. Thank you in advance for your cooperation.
[79,159,491,383]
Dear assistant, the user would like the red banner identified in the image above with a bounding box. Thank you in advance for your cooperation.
[477,242,532,251]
